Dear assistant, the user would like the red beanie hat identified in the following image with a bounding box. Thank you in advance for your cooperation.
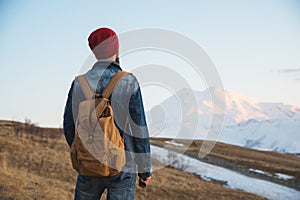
[88,27,119,59]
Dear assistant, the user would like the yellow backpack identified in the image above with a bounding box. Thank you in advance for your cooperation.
[70,71,128,176]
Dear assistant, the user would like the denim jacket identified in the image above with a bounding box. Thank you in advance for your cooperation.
[63,60,152,179]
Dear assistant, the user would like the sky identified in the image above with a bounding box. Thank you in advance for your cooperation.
[0,0,300,127]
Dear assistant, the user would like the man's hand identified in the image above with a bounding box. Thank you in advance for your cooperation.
[138,177,151,188]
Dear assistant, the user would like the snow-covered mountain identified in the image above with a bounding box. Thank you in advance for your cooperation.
[147,87,300,153]
[221,118,300,153]
[192,87,300,124]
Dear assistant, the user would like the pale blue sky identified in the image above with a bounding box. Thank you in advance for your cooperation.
[1,0,300,127]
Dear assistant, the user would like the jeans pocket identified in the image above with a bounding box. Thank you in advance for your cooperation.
[77,174,86,184]
[111,172,135,190]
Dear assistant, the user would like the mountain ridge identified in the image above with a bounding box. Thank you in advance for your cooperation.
[147,87,300,153]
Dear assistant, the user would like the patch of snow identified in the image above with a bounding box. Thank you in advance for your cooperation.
[275,173,294,180]
[151,145,300,200]
[165,140,184,147]
[249,168,271,176]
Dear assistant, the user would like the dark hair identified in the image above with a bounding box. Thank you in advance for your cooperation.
[116,55,120,65]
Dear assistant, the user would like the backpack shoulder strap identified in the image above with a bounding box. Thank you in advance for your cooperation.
[75,75,94,100]
[102,71,130,99]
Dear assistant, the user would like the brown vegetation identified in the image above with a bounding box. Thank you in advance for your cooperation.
[0,120,266,199]
[151,138,300,184]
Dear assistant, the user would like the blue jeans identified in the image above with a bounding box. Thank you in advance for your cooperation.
[74,172,136,200]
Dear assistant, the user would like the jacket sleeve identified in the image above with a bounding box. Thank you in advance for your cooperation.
[63,81,75,147]
[129,81,152,179]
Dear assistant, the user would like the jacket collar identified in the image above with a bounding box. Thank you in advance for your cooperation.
[92,59,122,71]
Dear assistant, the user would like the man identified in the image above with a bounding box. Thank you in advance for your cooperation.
[63,27,152,200]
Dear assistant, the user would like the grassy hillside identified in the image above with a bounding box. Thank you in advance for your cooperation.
[151,138,300,184]
[0,120,266,200]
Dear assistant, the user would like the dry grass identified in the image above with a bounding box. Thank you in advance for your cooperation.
[135,159,266,200]
[0,120,266,199]
[151,138,300,183]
